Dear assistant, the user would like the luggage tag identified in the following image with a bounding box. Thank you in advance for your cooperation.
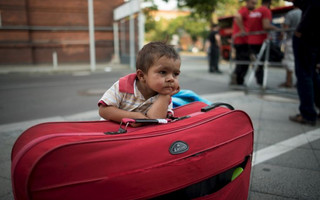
[105,118,172,135]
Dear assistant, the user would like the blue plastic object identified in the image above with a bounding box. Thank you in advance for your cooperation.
[172,90,212,108]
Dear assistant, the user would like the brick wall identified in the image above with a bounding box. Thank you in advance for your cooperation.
[0,0,123,64]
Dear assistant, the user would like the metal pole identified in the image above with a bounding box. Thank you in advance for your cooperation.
[129,14,135,70]
[113,22,120,63]
[52,51,58,69]
[120,19,126,61]
[263,38,271,90]
[88,0,96,72]
[138,11,145,50]
[245,39,268,88]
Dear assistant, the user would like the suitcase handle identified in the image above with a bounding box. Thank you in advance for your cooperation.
[201,102,234,112]
[105,118,172,135]
[122,118,172,124]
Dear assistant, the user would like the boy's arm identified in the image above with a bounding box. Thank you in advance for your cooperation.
[99,105,147,123]
[146,86,180,119]
[146,95,172,119]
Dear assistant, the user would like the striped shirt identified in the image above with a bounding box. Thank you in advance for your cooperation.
[98,73,173,116]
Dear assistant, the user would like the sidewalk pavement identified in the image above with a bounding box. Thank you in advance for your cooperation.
[0,62,130,74]
[0,61,319,199]
[202,92,320,199]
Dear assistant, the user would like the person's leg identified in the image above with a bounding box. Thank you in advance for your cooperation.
[280,39,294,87]
[234,44,249,85]
[291,36,318,123]
[286,70,293,87]
[212,46,221,73]
[313,63,320,114]
[208,52,215,73]
[231,45,241,84]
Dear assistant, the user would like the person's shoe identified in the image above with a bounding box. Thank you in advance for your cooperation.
[215,70,223,74]
[289,114,316,126]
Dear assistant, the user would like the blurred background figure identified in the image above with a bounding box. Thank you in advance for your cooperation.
[289,0,320,125]
[248,0,278,86]
[206,24,222,74]
[170,34,181,52]
[279,3,301,88]
[230,0,257,86]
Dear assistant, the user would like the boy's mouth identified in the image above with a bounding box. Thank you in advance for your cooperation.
[164,85,174,89]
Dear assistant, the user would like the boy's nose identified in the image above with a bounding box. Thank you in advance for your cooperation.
[166,74,174,82]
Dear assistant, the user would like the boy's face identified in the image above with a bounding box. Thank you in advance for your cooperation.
[142,56,181,96]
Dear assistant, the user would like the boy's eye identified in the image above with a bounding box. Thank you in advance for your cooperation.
[174,72,180,77]
[159,71,166,75]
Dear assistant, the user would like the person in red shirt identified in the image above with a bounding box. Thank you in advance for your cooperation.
[247,0,278,85]
[231,0,257,85]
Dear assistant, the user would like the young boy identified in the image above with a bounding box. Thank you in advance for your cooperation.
[98,41,181,123]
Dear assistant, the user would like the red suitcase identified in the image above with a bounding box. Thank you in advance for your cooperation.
[11,101,254,200]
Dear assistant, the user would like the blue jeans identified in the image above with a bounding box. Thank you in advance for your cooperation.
[293,35,320,121]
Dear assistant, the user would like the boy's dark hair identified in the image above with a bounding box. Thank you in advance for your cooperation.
[136,41,180,73]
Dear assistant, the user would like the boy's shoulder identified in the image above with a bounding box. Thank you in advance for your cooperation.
[119,73,137,94]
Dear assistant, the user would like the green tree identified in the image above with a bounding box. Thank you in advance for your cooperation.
[162,0,237,23]
[163,0,287,21]
[144,15,209,43]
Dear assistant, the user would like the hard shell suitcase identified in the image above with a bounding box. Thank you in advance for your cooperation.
[11,101,254,200]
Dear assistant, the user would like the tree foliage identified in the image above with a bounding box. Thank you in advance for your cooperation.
[177,0,218,23]
[145,14,209,42]
[144,0,287,43]
[163,0,287,21]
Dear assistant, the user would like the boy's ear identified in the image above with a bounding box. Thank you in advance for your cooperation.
[136,69,145,82]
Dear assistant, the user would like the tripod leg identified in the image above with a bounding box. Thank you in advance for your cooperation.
[261,40,271,92]
[245,41,267,88]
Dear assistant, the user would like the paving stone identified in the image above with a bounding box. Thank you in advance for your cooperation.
[313,150,320,166]
[256,128,312,147]
[259,118,305,133]
[249,191,297,200]
[0,159,11,180]
[251,163,320,200]
[262,147,320,170]
[0,178,12,198]
[310,135,320,150]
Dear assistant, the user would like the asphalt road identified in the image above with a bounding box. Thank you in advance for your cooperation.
[0,55,231,125]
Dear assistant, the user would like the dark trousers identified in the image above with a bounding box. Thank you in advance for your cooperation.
[249,44,264,85]
[293,35,320,121]
[208,46,220,72]
[234,44,250,85]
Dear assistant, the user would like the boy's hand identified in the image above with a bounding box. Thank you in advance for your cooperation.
[170,85,180,96]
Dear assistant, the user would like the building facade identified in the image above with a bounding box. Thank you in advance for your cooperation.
[0,0,124,65]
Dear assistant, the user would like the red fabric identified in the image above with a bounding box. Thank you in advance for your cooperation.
[248,6,272,45]
[232,6,250,44]
[119,73,136,94]
[97,100,107,107]
[11,102,253,200]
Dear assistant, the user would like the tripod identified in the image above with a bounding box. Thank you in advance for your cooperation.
[244,37,271,93]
